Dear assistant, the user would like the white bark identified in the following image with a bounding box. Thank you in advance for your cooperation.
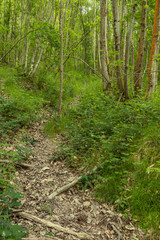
[59,0,63,116]
[100,0,110,91]
[124,3,137,99]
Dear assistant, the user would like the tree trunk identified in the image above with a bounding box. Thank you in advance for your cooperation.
[131,41,135,95]
[93,0,96,72]
[148,8,160,97]
[112,0,124,95]
[59,0,63,116]
[134,0,147,94]
[124,3,137,99]
[146,0,159,96]
[100,0,110,92]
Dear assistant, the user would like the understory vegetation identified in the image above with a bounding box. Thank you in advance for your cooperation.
[0,66,44,239]
[1,64,160,239]
[45,88,160,237]
[0,64,100,239]
[0,0,160,239]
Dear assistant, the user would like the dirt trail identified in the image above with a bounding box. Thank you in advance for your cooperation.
[12,120,145,240]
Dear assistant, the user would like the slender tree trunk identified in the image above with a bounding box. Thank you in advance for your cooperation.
[124,3,137,99]
[112,0,124,95]
[59,0,63,116]
[24,0,31,73]
[93,0,96,72]
[30,47,44,76]
[146,0,159,96]
[100,0,110,92]
[134,0,147,93]
[148,38,159,96]
[148,7,160,96]
[96,28,100,71]
[24,38,29,71]
[120,0,125,61]
[131,41,135,95]
[105,0,109,69]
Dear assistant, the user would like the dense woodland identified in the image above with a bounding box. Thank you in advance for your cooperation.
[0,0,160,239]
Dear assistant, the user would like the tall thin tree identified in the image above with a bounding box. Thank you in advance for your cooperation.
[112,0,124,95]
[134,0,147,94]
[146,0,159,96]
[59,0,63,116]
[124,2,137,99]
[100,0,110,92]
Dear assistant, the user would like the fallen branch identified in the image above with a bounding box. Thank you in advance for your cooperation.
[15,211,93,240]
[109,222,123,240]
[23,238,57,240]
[48,166,98,200]
[49,157,114,200]
[48,176,81,199]
[23,236,63,240]
[0,160,34,168]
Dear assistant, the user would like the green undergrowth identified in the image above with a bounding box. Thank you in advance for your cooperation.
[0,65,43,239]
[45,90,160,238]
[0,137,34,239]
[1,64,100,113]
[0,64,100,239]
[27,68,101,111]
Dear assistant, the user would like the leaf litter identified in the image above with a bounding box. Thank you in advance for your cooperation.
[11,119,146,240]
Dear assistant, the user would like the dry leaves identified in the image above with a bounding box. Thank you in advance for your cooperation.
[11,120,145,240]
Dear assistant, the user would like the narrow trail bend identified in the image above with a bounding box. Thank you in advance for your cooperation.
[12,120,145,240]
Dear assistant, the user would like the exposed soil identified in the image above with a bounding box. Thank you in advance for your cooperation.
[11,119,146,240]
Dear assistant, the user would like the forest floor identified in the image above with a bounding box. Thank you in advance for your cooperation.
[10,117,146,240]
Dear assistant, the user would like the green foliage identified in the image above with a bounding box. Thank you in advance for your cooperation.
[0,65,46,141]
[0,146,29,239]
[0,66,39,239]
[0,187,27,240]
[126,124,160,234]
[36,69,100,110]
[0,141,31,239]
[29,22,60,50]
[50,90,160,236]
[21,134,37,145]
[0,97,29,140]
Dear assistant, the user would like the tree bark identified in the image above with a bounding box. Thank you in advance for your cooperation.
[112,0,124,95]
[100,0,110,92]
[131,41,135,95]
[124,3,137,99]
[59,0,63,116]
[148,9,160,96]
[146,0,159,96]
[134,0,147,94]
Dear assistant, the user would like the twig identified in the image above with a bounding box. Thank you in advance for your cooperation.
[14,211,93,240]
[48,166,98,200]
[0,160,34,168]
[23,238,61,240]
[48,176,81,199]
[109,222,123,240]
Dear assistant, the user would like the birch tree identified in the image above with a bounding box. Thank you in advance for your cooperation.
[112,0,124,95]
[123,2,137,99]
[59,0,63,116]
[134,0,147,94]
[146,0,160,96]
[100,0,110,92]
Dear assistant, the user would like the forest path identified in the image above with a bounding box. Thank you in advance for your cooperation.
[12,119,145,240]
